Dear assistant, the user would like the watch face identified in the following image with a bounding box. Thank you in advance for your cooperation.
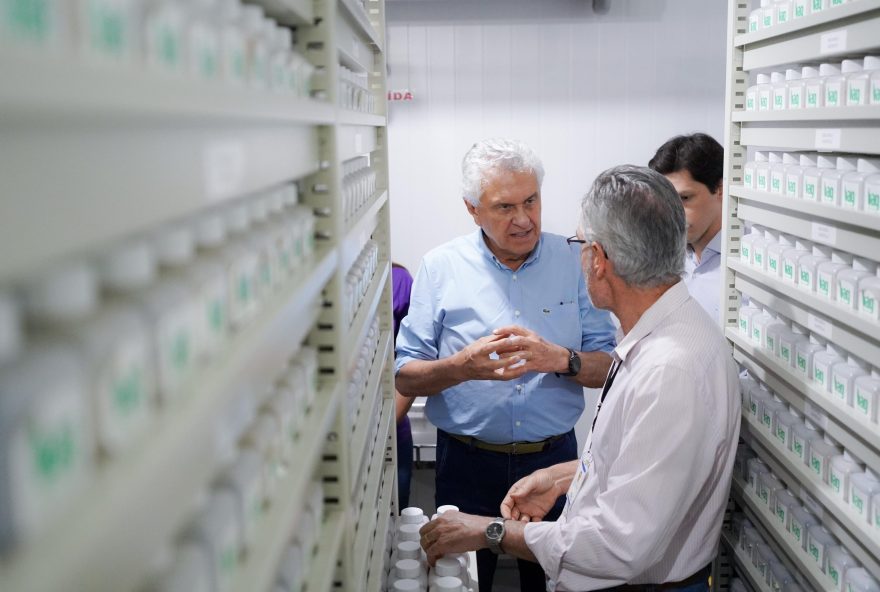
[569,350,581,374]
[487,521,504,539]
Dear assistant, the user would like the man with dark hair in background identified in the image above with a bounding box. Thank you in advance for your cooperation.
[649,133,724,322]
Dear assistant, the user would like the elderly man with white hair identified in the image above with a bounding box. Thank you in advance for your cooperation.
[418,165,740,592]
[395,138,617,591]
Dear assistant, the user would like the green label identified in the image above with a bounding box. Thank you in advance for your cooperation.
[781,344,790,361]
[796,5,805,17]
[88,1,125,55]
[823,184,835,202]
[784,262,795,280]
[209,300,224,331]
[800,269,810,285]
[805,182,816,198]
[750,20,758,32]
[763,411,772,427]
[791,93,801,107]
[863,293,876,314]
[819,276,829,296]
[770,258,778,272]
[763,15,771,27]
[850,87,861,103]
[873,84,880,103]
[868,190,879,211]
[810,542,819,562]
[844,188,856,206]
[857,391,869,414]
[758,174,768,189]
[787,180,797,195]
[827,89,839,106]
[834,378,845,399]
[238,275,250,303]
[808,91,818,106]
[797,354,807,373]
[753,327,761,342]
[815,367,825,385]
[745,171,753,185]
[767,335,775,351]
[751,401,758,414]
[113,367,143,414]
[777,506,785,522]
[772,178,781,191]
[158,27,179,66]
[774,95,784,109]
[28,421,75,483]
[755,252,763,266]
[794,439,804,456]
[761,487,769,502]
[831,473,841,493]
[742,245,750,260]
[812,0,822,10]
[778,8,789,22]
[760,96,769,110]
[776,426,786,444]
[840,285,852,304]
[811,455,821,474]
[5,0,53,41]
[171,331,189,371]
[853,492,865,514]
[792,522,802,541]
[830,566,840,586]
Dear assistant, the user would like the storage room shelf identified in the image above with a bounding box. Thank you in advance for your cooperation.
[741,420,880,579]
[731,187,880,233]
[0,247,337,592]
[306,509,347,592]
[739,9,880,70]
[720,530,772,592]
[0,124,320,283]
[339,111,387,126]
[734,273,880,363]
[734,0,880,47]
[732,480,834,591]
[736,199,880,260]
[728,329,880,468]
[739,125,880,156]
[733,106,880,122]
[365,463,396,592]
[338,0,384,51]
[344,261,390,366]
[343,190,388,270]
[338,124,379,162]
[350,355,391,493]
[0,51,334,124]
[729,260,880,342]
[245,0,315,26]
[231,381,342,592]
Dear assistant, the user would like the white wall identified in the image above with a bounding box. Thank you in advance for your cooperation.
[385,0,729,274]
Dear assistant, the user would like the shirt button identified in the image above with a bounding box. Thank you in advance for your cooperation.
[514,310,520,317]
[516,420,522,426]
[516,384,523,391]
[512,274,517,280]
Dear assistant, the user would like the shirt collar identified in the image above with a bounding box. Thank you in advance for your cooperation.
[613,281,690,363]
[472,229,544,271]
[688,230,722,258]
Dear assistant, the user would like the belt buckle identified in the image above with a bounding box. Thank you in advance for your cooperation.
[510,442,518,454]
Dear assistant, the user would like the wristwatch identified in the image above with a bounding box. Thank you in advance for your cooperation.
[555,348,581,377]
[486,517,506,554]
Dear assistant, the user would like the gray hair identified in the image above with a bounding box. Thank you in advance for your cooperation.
[461,138,545,206]
[580,165,686,288]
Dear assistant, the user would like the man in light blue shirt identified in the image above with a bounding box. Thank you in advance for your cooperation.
[649,133,725,323]
[395,138,616,592]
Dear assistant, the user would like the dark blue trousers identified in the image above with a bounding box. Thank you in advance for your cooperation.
[435,428,577,592]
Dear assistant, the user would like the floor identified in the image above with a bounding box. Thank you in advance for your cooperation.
[409,463,520,592]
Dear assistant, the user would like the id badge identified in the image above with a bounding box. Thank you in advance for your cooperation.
[564,449,592,519]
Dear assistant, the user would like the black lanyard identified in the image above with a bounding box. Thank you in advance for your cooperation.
[589,359,621,436]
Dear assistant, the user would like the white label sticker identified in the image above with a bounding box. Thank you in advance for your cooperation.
[810,222,837,245]
[815,129,841,151]
[354,132,363,153]
[820,30,847,55]
[804,401,829,430]
[204,142,246,200]
[807,313,833,341]
[800,489,824,519]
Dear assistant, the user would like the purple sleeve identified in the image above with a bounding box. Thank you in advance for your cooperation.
[392,266,414,340]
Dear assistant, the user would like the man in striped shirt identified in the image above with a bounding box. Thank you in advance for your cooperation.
[419,165,740,592]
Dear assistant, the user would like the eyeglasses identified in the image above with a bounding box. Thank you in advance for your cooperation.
[566,235,587,246]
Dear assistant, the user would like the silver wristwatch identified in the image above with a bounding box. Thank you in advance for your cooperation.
[485,517,506,555]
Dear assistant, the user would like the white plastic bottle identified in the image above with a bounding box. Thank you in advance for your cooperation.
[241,5,268,90]
[798,244,832,293]
[792,419,823,466]
[77,0,136,64]
[186,220,230,364]
[224,204,260,329]
[767,233,793,278]
[786,67,806,110]
[822,156,857,206]
[183,489,241,592]
[144,0,186,75]
[768,151,786,194]
[832,356,868,407]
[394,559,428,590]
[845,55,877,105]
[784,153,809,199]
[218,449,264,549]
[748,4,762,32]
[837,258,875,312]
[761,0,776,29]
[817,250,853,302]
[810,435,843,483]
[747,456,770,495]
[823,61,848,109]
[247,196,276,297]
[803,65,825,109]
[187,0,220,81]
[793,0,809,18]
[841,158,880,211]
[756,73,773,112]
[813,343,845,394]
[774,488,798,528]
[782,238,812,286]
[803,155,836,203]
[740,223,763,266]
[271,26,293,93]
[748,384,774,422]
[827,545,858,592]
[850,471,880,524]
[779,323,809,369]
[761,396,788,435]
[765,313,789,358]
[100,241,197,404]
[829,452,863,503]
[0,293,93,552]
[769,71,787,110]
[854,370,880,424]
[795,333,826,381]
[807,524,836,573]
[846,568,880,592]
[775,406,801,450]
[219,0,246,86]
[739,300,762,339]
[859,268,880,321]
[25,262,155,457]
[789,505,818,550]
[775,0,794,25]
[752,228,776,272]
[779,152,799,198]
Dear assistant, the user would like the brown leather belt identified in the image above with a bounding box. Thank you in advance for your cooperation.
[448,433,565,455]
[606,565,711,591]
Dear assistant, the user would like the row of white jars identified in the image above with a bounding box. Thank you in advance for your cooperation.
[0,0,316,98]
[346,317,381,432]
[386,506,473,592]
[142,338,322,592]
[738,298,880,423]
[345,240,381,328]
[339,64,377,113]
[738,451,880,592]
[344,157,379,223]
[748,0,858,33]
[740,225,880,319]
[740,375,880,531]
[0,184,316,553]
[729,508,802,591]
[742,151,880,214]
[745,57,880,112]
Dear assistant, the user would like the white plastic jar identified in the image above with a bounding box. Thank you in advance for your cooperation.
[0,292,93,552]
[829,452,863,504]
[854,370,880,424]
[187,0,220,80]
[100,240,197,404]
[182,488,241,592]
[848,56,880,106]
[788,504,817,550]
[25,262,155,457]
[827,545,858,592]
[807,524,837,573]
[810,436,843,483]
[144,0,186,74]
[817,250,853,302]
[219,0,246,86]
[795,334,825,381]
[859,268,880,320]
[831,356,868,407]
[791,419,822,466]
[850,471,880,524]
[223,204,260,329]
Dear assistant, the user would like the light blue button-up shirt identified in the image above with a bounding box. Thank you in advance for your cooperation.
[683,231,722,324]
[395,230,616,444]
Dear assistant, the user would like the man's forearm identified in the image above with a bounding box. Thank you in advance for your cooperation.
[395,357,463,396]
[573,351,613,388]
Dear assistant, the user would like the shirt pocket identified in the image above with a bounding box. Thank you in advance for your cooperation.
[529,298,581,351]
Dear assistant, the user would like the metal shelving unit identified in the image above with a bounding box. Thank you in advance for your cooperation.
[722,2,880,590]
[0,0,396,589]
